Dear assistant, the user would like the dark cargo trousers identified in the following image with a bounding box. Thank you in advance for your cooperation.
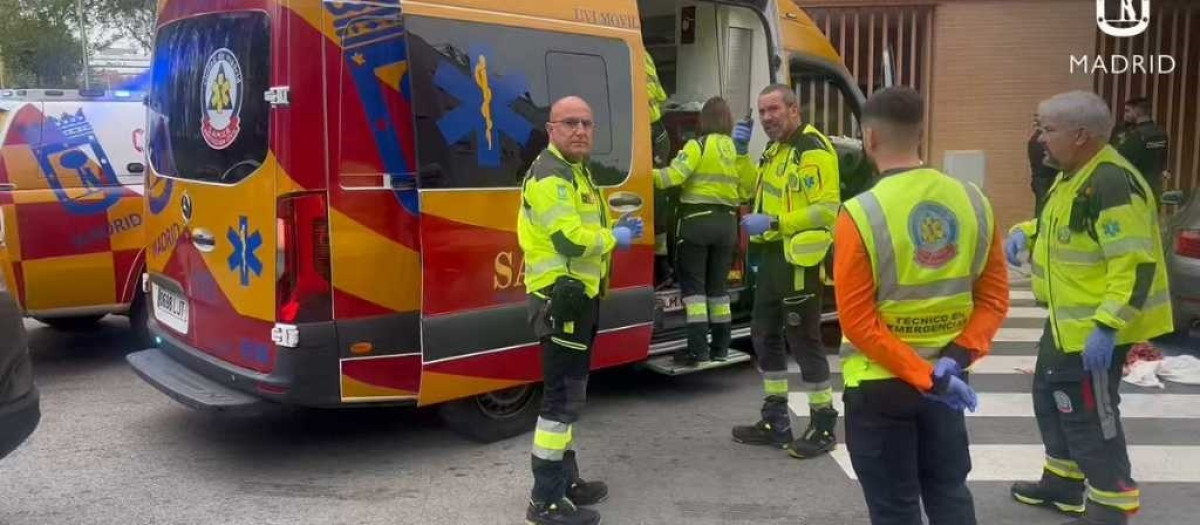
[527,292,600,504]
[1033,321,1139,514]
[751,241,829,386]
[676,204,738,360]
[845,379,977,525]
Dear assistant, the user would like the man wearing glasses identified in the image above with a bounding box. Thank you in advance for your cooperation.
[517,96,642,525]
[1006,91,1172,525]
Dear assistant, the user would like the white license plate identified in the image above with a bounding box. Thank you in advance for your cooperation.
[656,290,683,312]
[152,283,189,334]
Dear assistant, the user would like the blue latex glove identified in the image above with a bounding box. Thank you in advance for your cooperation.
[933,357,962,380]
[613,226,633,250]
[1005,230,1028,266]
[615,215,644,239]
[732,119,754,155]
[741,214,771,236]
[1083,325,1117,371]
[929,375,979,412]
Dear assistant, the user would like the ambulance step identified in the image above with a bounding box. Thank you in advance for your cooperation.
[641,349,753,376]
[127,348,268,413]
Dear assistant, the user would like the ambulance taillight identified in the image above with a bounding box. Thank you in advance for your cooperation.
[276,192,332,324]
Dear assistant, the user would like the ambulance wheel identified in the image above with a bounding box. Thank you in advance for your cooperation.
[439,384,543,443]
[129,292,152,348]
[35,315,105,331]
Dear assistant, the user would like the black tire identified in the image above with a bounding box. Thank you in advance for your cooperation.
[438,384,543,443]
[129,291,152,348]
[35,314,105,331]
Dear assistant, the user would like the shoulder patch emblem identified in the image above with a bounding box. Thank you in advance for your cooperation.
[909,202,960,268]
[1056,226,1072,244]
[1053,390,1073,414]
[557,185,569,201]
[1101,218,1121,238]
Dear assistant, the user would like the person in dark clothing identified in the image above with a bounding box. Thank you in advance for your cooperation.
[1,288,40,461]
[1029,114,1059,218]
[1113,97,1169,202]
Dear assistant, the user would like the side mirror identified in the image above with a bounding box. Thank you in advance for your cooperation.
[607,191,643,214]
[127,162,145,174]
[1161,190,1183,207]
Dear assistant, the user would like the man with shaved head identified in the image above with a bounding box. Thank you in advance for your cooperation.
[517,96,642,525]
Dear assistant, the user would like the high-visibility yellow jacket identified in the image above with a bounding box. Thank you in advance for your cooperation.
[655,134,756,207]
[517,144,615,299]
[750,124,840,266]
[841,168,994,387]
[644,53,668,124]
[1011,145,1172,352]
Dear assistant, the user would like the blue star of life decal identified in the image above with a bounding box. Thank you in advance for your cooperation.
[227,216,263,287]
[433,45,533,168]
[1102,219,1121,238]
[804,176,817,190]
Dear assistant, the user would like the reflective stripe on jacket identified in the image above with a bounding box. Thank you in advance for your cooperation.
[840,168,993,387]
[1028,145,1172,352]
[517,145,615,298]
[655,134,755,207]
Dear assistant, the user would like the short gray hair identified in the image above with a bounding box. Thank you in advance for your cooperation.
[759,83,797,107]
[1036,90,1115,142]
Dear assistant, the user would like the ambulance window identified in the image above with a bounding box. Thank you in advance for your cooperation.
[405,17,633,189]
[147,13,270,185]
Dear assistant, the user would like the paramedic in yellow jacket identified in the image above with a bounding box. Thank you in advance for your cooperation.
[733,83,842,459]
[654,96,756,366]
[518,96,643,525]
[1005,91,1172,525]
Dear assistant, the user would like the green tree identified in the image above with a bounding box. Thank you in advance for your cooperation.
[0,0,84,88]
[87,0,156,53]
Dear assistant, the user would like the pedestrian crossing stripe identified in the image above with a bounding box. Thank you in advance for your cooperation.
[1011,290,1035,301]
[786,286,1200,484]
[1006,307,1047,319]
[788,391,1200,419]
[829,445,1200,483]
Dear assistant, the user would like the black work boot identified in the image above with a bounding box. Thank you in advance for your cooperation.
[562,451,608,506]
[1060,503,1129,525]
[732,396,792,447]
[526,498,601,525]
[786,406,838,459]
[709,323,731,361]
[1011,470,1086,516]
[686,323,711,363]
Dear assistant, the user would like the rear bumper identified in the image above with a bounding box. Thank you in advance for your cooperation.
[128,348,269,413]
[138,320,349,409]
[1168,254,1200,329]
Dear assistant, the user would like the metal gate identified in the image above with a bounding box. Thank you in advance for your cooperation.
[1095,0,1200,194]
[804,4,936,155]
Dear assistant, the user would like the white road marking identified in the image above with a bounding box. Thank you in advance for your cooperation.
[831,445,1200,483]
[789,392,1200,419]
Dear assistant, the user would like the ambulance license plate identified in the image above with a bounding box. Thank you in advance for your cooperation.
[152,283,189,335]
[656,290,683,312]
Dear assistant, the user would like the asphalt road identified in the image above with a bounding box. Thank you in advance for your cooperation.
[1,313,1198,525]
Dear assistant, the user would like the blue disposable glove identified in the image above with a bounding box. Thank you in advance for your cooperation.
[933,357,962,380]
[1005,230,1028,266]
[1083,325,1117,371]
[613,226,633,250]
[741,213,771,236]
[615,215,644,239]
[929,375,978,412]
[732,118,754,155]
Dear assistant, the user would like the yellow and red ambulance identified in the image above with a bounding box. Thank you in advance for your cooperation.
[0,89,151,341]
[128,0,868,441]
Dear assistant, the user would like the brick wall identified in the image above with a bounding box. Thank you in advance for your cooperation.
[925,0,1095,230]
